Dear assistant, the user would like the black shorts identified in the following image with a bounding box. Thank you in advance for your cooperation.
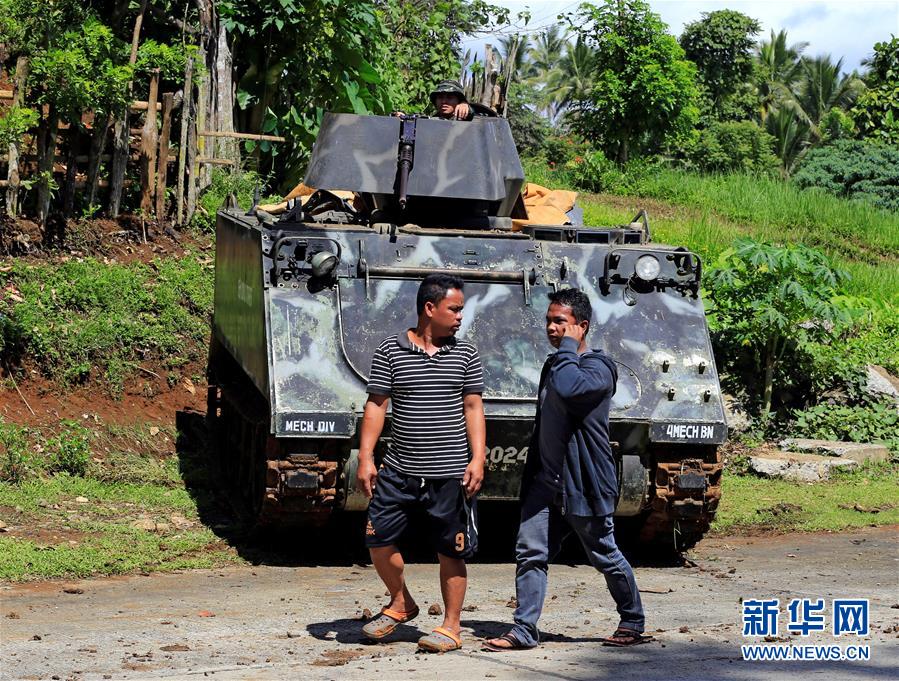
[365,465,478,559]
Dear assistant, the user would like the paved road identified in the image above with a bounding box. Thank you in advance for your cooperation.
[2,527,897,680]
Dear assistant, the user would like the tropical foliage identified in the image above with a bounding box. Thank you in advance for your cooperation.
[705,239,857,416]
[679,9,760,122]
[0,0,891,213]
[563,0,699,163]
[850,36,899,145]
[792,139,899,212]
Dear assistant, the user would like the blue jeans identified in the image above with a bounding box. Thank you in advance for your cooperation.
[510,479,645,647]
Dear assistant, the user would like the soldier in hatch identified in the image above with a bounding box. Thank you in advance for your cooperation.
[429,79,475,120]
[393,80,488,121]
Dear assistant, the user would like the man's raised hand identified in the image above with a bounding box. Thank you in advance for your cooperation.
[562,322,586,344]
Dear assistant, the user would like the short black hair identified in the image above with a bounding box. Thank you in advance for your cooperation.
[417,274,464,314]
[548,288,592,331]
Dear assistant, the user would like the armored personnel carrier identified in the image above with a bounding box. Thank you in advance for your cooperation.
[207,113,726,550]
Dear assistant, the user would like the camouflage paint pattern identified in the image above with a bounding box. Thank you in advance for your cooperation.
[211,113,725,518]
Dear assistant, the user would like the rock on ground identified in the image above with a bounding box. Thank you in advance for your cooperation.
[779,439,891,464]
[749,452,857,482]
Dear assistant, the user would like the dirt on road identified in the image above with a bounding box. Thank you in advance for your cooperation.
[2,526,897,681]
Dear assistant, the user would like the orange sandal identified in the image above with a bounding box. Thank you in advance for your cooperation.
[361,605,420,640]
[418,626,462,652]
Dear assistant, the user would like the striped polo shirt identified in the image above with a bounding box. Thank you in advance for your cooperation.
[367,331,485,478]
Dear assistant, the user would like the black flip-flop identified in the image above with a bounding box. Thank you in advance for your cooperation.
[601,628,653,647]
[483,633,534,652]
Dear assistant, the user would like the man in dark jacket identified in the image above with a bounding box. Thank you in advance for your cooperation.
[485,288,646,650]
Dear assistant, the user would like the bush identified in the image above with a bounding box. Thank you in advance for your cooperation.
[792,400,899,455]
[566,151,661,195]
[0,419,33,483]
[0,256,212,394]
[191,168,267,233]
[568,151,620,193]
[687,120,779,175]
[792,139,899,212]
[45,421,92,476]
[0,106,39,150]
[802,300,899,397]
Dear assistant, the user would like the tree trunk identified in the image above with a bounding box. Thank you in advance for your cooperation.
[195,0,214,190]
[5,56,29,217]
[155,92,175,222]
[62,125,79,218]
[212,23,237,166]
[86,114,112,209]
[109,0,149,217]
[36,107,58,227]
[176,56,193,226]
[762,336,777,416]
[616,137,629,165]
[139,70,160,216]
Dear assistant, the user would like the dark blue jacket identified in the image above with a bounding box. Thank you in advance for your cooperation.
[521,336,618,517]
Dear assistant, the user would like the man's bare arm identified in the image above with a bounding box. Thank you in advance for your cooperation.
[356,394,389,498]
[462,392,486,497]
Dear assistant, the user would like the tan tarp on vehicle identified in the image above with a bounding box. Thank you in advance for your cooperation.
[259,182,577,229]
[511,183,577,230]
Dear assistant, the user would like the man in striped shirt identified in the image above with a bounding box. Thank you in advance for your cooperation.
[357,273,486,653]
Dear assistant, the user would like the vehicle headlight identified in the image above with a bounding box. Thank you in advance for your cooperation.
[310,250,339,277]
[634,254,661,281]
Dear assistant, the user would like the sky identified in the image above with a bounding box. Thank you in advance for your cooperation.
[461,0,899,73]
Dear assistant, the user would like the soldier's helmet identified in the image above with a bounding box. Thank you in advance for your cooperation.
[430,80,467,105]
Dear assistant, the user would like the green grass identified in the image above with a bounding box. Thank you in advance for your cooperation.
[0,254,213,393]
[0,474,202,514]
[0,473,236,581]
[0,524,233,581]
[712,463,899,534]
[526,159,899,303]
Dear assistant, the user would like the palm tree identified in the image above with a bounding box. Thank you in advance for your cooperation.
[756,33,865,174]
[756,29,808,123]
[794,55,865,141]
[546,38,596,123]
[498,33,533,85]
[529,25,567,77]
[766,104,810,175]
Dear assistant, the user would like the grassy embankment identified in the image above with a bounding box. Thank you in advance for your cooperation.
[525,162,899,304]
[1,169,897,580]
[0,253,230,580]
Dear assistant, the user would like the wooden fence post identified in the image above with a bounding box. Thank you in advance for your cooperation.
[155,92,175,223]
[186,99,198,225]
[176,56,193,227]
[110,0,148,218]
[139,69,159,217]
[195,43,210,191]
